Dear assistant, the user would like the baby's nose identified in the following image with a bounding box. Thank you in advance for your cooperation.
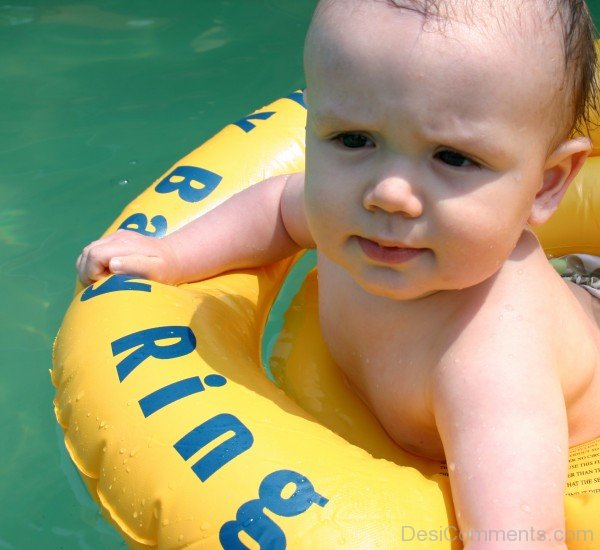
[362,175,423,218]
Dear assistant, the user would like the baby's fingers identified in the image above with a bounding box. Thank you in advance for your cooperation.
[77,244,114,285]
[109,255,169,283]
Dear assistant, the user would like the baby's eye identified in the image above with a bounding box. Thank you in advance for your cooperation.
[434,149,477,168]
[335,133,374,149]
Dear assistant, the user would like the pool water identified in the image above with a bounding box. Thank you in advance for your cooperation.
[0,1,314,547]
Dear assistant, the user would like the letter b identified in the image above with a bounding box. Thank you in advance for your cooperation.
[155,166,222,203]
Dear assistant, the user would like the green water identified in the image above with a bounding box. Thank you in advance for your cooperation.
[0,1,314,547]
[3,1,600,548]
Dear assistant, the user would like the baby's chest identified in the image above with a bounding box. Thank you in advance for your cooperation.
[325,324,445,458]
[317,275,445,459]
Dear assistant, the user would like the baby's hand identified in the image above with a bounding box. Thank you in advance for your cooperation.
[76,230,181,286]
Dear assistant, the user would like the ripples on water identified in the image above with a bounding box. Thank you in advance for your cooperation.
[0,1,313,547]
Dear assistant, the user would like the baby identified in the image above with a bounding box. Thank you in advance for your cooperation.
[78,0,600,547]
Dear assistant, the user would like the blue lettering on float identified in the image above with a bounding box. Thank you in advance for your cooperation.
[155,166,222,203]
[221,500,286,549]
[138,374,227,417]
[257,470,328,516]
[81,274,152,302]
[233,111,275,133]
[219,469,329,549]
[174,413,254,482]
[118,213,167,237]
[139,376,205,417]
[286,90,306,109]
[204,373,227,387]
[111,325,196,382]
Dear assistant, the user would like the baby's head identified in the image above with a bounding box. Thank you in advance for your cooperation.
[301,0,598,299]
[305,0,597,149]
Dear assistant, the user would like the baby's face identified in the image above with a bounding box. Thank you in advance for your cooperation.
[303,0,566,299]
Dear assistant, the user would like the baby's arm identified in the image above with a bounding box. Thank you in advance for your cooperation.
[77,172,313,285]
[431,319,568,549]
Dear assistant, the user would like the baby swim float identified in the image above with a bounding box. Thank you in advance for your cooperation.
[52,94,600,549]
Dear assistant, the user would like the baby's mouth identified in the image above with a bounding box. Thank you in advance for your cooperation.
[357,236,425,265]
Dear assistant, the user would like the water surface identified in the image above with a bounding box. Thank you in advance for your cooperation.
[0,1,314,547]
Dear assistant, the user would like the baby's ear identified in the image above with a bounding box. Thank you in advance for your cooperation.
[528,137,591,226]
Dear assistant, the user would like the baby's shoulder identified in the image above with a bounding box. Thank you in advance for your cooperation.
[456,234,580,330]
[440,239,599,391]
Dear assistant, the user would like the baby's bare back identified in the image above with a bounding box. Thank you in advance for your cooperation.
[316,231,600,461]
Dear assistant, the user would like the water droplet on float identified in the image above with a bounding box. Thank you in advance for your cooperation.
[521,503,531,513]
[201,522,210,531]
[118,178,129,186]
[242,517,255,528]
[448,462,456,472]
[119,448,126,454]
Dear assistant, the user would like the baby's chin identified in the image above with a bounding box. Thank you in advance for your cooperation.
[348,260,504,301]
[348,266,443,302]
[363,284,441,302]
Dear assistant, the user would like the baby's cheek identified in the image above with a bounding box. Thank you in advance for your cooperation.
[304,197,329,237]
[456,223,519,280]
[306,184,348,233]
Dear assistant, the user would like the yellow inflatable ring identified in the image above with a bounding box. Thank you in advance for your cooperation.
[53,94,600,549]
